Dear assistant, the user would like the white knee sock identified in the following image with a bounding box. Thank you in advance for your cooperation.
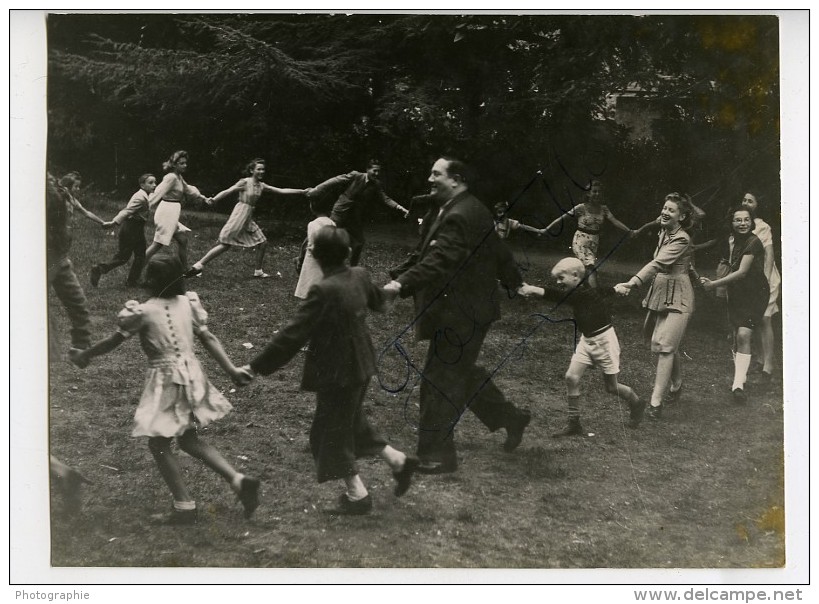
[378,445,406,471]
[231,473,245,493]
[732,353,752,390]
[344,475,368,500]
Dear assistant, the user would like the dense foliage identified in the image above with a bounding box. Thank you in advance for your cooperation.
[47,13,780,239]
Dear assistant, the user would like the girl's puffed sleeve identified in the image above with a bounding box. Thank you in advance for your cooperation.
[186,291,209,334]
[184,184,207,204]
[116,300,143,338]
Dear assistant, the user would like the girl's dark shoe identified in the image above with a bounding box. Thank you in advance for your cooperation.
[756,371,773,385]
[664,384,684,404]
[238,476,261,519]
[392,456,420,497]
[646,404,663,420]
[336,493,373,515]
[732,388,747,405]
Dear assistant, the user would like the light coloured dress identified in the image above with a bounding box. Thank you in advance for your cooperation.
[116,292,233,437]
[752,217,781,316]
[218,178,270,247]
[294,216,335,299]
[570,203,612,266]
[149,173,205,246]
[634,228,697,353]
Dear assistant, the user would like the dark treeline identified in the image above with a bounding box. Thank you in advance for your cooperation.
[47,13,780,248]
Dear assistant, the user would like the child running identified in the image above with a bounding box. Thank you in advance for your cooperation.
[186,158,309,279]
[91,173,157,288]
[47,172,100,356]
[294,194,336,299]
[71,256,260,525]
[533,257,645,435]
[543,179,638,287]
[237,226,419,515]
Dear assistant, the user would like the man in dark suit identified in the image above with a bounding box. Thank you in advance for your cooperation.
[384,156,539,474]
[307,159,409,266]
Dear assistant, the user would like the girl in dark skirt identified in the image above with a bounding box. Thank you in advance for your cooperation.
[700,206,769,403]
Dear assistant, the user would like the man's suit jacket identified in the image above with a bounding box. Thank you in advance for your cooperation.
[392,191,523,341]
[249,266,386,391]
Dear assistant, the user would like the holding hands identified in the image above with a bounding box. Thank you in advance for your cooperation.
[699,277,715,292]
[232,365,255,387]
[68,347,90,369]
[383,280,402,301]
[517,283,545,298]
[614,282,633,296]
[101,221,116,230]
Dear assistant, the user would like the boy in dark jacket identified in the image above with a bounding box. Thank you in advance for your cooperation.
[239,226,418,514]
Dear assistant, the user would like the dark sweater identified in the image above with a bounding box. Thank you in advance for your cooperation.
[543,284,615,338]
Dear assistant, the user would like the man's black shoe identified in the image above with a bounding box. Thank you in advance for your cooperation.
[415,459,458,475]
[504,409,531,452]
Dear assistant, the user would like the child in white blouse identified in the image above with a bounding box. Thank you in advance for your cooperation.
[71,256,260,525]
[294,194,336,299]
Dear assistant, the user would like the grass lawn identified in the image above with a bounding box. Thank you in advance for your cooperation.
[47,194,785,570]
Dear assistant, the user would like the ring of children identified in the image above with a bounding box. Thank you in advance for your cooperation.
[47,204,784,569]
[24,12,798,578]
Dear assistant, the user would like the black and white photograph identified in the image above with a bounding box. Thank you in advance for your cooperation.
[9,6,810,593]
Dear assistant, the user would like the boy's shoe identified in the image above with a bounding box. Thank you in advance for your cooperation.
[504,409,531,451]
[646,404,663,420]
[164,507,198,526]
[551,417,583,438]
[89,266,101,288]
[392,456,420,497]
[183,266,203,278]
[628,398,646,428]
[238,476,261,519]
[253,271,271,279]
[732,388,747,405]
[336,493,373,515]
[68,347,89,369]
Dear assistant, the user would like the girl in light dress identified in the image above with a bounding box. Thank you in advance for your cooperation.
[144,150,210,270]
[71,256,260,525]
[615,193,705,419]
[187,158,309,279]
[294,193,336,299]
[543,179,640,287]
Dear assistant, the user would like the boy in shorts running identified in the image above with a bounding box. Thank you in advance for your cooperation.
[534,257,645,436]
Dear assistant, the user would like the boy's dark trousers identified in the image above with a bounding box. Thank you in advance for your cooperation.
[96,219,146,284]
[48,257,92,350]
